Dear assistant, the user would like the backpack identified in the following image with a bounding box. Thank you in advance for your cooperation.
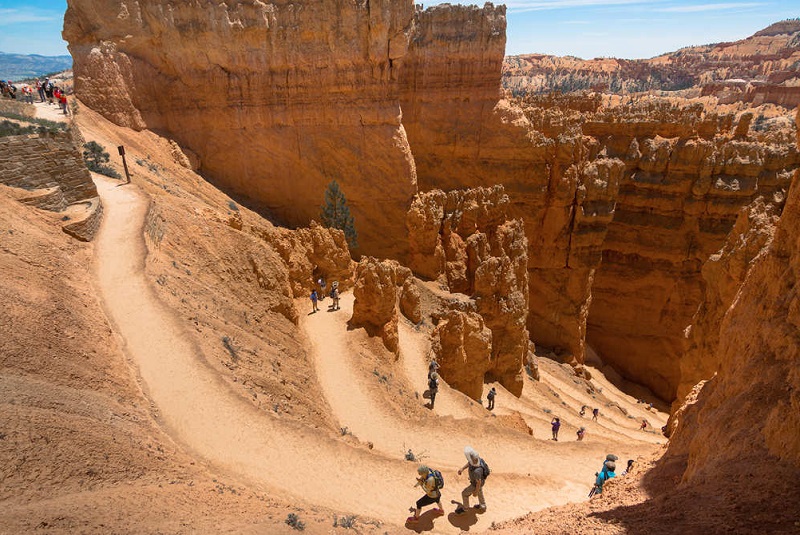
[428,377,438,391]
[430,469,444,489]
[479,458,490,480]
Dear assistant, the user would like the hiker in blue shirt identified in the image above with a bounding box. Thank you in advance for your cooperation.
[594,461,616,494]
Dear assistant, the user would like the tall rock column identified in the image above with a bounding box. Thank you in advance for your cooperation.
[407,186,529,396]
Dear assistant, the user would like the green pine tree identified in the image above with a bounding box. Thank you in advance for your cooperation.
[320,179,358,249]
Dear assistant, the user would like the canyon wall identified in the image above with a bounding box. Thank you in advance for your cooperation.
[65,0,800,402]
[666,113,800,489]
[64,0,418,259]
[586,128,797,400]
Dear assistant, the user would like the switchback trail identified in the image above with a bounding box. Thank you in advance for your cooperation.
[92,174,663,532]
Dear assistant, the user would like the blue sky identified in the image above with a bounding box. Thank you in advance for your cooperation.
[0,0,798,59]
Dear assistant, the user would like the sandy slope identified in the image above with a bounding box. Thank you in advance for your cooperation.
[90,150,666,533]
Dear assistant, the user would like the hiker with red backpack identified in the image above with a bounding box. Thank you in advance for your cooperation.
[407,465,444,523]
[456,446,489,513]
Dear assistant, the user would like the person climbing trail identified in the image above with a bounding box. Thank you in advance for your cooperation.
[551,417,561,441]
[580,405,587,417]
[486,387,496,411]
[456,446,489,513]
[407,465,445,523]
[428,372,439,410]
[591,461,616,496]
[329,281,340,311]
[640,419,648,431]
[621,459,635,475]
[428,358,440,380]
[592,407,599,421]
[576,426,586,441]
[310,289,319,313]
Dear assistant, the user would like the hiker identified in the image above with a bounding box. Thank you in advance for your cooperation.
[310,289,319,313]
[317,277,326,300]
[640,419,647,431]
[593,461,616,495]
[551,417,561,441]
[580,405,587,417]
[592,408,599,421]
[428,359,440,380]
[576,427,586,441]
[37,80,45,102]
[407,465,444,523]
[486,387,496,411]
[456,446,488,513]
[428,372,439,410]
[329,281,340,311]
[621,459,635,476]
[59,91,68,115]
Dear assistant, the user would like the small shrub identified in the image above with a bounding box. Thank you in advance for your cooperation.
[334,515,357,528]
[83,141,121,179]
[221,336,239,361]
[285,513,305,531]
[340,426,350,436]
[228,200,239,212]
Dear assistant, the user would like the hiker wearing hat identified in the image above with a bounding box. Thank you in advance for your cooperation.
[456,446,489,513]
[594,461,616,494]
[407,465,444,523]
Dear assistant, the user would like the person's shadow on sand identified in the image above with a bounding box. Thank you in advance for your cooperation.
[404,509,440,532]
[447,506,479,531]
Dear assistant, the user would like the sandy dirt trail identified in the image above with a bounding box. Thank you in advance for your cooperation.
[300,293,664,523]
[92,174,663,532]
[91,175,423,522]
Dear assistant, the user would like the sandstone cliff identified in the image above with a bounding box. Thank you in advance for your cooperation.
[664,111,800,505]
[503,20,800,104]
[64,0,419,258]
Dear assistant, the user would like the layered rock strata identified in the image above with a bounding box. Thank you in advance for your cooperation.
[64,0,419,258]
[672,195,782,413]
[586,132,797,401]
[666,114,800,483]
[0,131,102,240]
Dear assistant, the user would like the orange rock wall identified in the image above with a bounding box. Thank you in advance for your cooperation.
[667,118,800,479]
[587,134,797,400]
[64,0,418,259]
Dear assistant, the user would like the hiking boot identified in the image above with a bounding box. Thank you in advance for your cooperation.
[473,504,486,512]
[433,508,444,516]
[406,516,419,523]
[454,507,466,515]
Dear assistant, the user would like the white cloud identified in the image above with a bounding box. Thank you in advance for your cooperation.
[656,2,763,12]
[0,8,58,26]
[503,0,653,12]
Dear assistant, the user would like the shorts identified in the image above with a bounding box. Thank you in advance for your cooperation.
[416,494,439,509]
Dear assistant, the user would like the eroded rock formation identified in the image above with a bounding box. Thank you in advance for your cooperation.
[673,195,782,412]
[350,257,410,354]
[253,220,355,300]
[666,112,800,486]
[430,310,492,401]
[407,186,529,395]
